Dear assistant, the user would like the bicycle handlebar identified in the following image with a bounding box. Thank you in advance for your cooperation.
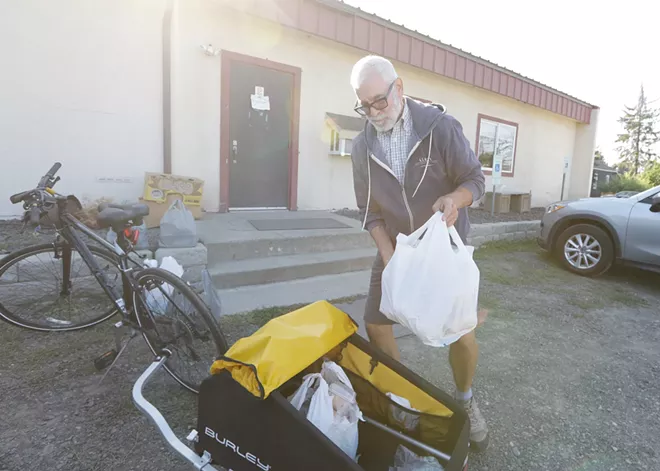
[9,162,63,205]
[9,191,30,205]
[38,162,62,189]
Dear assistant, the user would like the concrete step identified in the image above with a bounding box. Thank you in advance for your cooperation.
[205,231,375,265]
[216,270,372,315]
[210,248,376,289]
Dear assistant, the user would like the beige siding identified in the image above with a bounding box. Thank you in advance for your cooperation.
[0,0,165,218]
[173,1,586,212]
[569,109,600,201]
[0,0,593,218]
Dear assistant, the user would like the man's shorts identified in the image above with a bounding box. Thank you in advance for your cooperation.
[364,254,396,326]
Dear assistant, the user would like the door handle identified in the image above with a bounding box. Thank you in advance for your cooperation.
[232,140,238,156]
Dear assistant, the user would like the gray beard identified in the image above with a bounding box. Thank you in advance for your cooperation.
[369,99,403,133]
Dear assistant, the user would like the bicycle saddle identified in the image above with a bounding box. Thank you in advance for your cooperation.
[96,202,150,229]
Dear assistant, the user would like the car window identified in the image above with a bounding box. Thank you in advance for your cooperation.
[640,191,660,204]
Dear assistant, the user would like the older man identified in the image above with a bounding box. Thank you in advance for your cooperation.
[349,55,489,451]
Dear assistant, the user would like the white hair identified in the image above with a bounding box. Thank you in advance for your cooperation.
[350,55,398,89]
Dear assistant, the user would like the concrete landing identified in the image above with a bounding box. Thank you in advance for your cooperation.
[210,248,376,288]
[197,210,368,245]
[217,270,372,315]
[199,210,377,314]
[200,210,541,316]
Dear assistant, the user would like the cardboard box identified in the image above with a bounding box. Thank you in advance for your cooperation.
[510,193,531,213]
[483,192,511,214]
[143,172,204,206]
[141,194,203,229]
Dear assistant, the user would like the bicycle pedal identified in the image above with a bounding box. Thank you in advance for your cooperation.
[93,349,118,370]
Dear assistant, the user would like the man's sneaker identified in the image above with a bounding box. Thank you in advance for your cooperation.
[459,396,489,452]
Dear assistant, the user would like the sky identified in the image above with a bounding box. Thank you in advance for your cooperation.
[344,0,660,165]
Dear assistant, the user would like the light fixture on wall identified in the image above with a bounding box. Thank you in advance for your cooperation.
[200,44,220,56]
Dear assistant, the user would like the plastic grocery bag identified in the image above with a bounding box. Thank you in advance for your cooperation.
[145,256,184,315]
[289,361,362,461]
[389,445,444,470]
[379,212,479,347]
[158,199,197,248]
[386,392,420,432]
[202,268,222,323]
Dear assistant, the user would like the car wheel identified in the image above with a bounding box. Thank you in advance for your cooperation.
[555,224,614,276]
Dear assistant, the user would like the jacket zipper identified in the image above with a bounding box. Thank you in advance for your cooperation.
[370,140,420,234]
[366,115,441,234]
[401,140,423,232]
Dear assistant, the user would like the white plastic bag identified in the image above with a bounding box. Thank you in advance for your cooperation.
[379,212,479,347]
[288,362,362,461]
[386,392,420,432]
[202,268,222,323]
[158,199,197,248]
[159,256,184,278]
[145,256,184,315]
[389,445,444,471]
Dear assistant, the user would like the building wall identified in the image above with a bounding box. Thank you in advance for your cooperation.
[570,108,600,201]
[398,66,578,207]
[0,0,166,218]
[173,1,586,213]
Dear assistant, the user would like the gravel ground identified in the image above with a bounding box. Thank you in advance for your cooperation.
[1,241,659,470]
[397,245,660,470]
[334,207,546,225]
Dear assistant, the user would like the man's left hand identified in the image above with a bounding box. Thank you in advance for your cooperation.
[432,196,458,227]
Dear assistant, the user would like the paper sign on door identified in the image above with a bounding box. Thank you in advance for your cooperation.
[251,86,270,110]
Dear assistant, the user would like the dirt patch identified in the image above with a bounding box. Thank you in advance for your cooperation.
[334,207,545,225]
[1,241,659,470]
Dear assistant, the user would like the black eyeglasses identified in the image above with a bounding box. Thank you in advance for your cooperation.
[353,80,396,117]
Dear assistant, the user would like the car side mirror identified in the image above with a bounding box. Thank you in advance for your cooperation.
[651,196,660,213]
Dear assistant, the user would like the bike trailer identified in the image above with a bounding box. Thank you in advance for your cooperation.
[193,300,470,471]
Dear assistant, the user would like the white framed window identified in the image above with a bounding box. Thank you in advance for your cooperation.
[476,114,519,175]
[329,129,353,156]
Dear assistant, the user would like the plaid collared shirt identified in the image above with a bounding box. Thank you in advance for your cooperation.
[376,99,414,184]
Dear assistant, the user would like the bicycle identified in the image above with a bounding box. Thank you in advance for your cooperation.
[0,162,228,393]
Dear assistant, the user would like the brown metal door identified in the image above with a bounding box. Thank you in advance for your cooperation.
[228,61,292,209]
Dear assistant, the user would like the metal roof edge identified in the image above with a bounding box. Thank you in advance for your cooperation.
[318,0,597,109]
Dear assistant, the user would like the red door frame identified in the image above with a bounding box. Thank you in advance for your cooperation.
[219,50,301,212]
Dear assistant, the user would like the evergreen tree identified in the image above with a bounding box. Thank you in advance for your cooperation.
[615,85,660,175]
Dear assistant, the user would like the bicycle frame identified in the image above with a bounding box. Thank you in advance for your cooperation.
[56,209,145,320]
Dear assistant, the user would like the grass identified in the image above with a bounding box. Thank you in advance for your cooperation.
[219,294,366,329]
[568,295,605,311]
[474,238,539,259]
[477,240,573,289]
[605,287,649,307]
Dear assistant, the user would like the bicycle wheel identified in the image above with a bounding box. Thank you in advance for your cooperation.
[133,268,228,393]
[0,244,121,331]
